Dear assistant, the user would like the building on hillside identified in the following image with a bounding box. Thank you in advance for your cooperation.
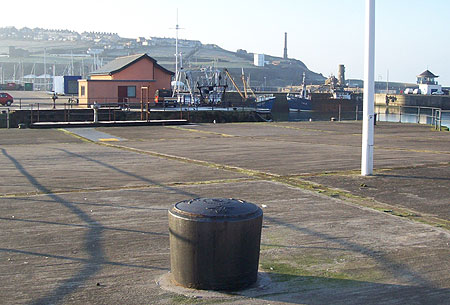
[78,53,174,107]
[254,54,265,67]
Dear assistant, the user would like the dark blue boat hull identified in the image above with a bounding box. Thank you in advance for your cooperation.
[288,97,312,111]
[256,98,276,111]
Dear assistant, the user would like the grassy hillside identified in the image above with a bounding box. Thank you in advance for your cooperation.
[0,37,325,88]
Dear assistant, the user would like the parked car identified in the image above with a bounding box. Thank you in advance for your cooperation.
[404,88,414,94]
[0,92,14,106]
[431,90,444,95]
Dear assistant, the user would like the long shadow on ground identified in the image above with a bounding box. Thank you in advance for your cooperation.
[1,148,106,304]
[1,148,169,304]
[247,273,450,305]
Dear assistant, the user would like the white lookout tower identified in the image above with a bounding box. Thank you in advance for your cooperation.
[417,70,442,95]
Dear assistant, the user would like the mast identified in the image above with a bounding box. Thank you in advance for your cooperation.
[171,9,185,97]
[21,60,24,85]
[301,72,307,99]
[241,68,248,99]
[71,50,74,76]
[386,69,389,93]
[31,63,35,87]
[174,9,180,95]
[44,48,47,91]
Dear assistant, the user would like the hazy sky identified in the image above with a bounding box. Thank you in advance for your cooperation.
[2,0,449,85]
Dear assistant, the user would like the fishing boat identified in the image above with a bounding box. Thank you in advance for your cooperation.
[254,94,276,111]
[224,68,276,111]
[287,72,312,111]
[331,88,352,100]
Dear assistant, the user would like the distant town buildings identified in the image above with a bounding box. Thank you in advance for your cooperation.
[80,31,120,43]
[0,26,81,41]
[0,27,201,52]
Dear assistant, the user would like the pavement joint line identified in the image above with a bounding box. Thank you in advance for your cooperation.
[269,123,338,134]
[0,178,256,199]
[269,124,450,155]
[163,125,450,155]
[287,179,450,231]
[102,143,450,230]
[59,128,450,231]
[150,124,447,155]
[287,162,450,178]
[372,162,450,173]
[165,125,237,137]
[259,137,450,155]
[374,146,450,155]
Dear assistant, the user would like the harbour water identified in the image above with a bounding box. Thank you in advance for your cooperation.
[275,108,450,128]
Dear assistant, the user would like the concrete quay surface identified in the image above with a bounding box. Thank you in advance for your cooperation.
[0,121,449,305]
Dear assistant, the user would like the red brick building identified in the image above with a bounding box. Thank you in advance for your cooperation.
[78,53,174,107]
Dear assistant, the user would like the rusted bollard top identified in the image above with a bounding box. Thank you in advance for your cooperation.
[171,197,262,219]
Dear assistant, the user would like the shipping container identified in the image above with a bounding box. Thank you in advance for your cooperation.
[24,83,34,91]
[53,76,82,95]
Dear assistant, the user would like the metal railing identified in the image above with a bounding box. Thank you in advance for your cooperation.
[374,105,447,130]
[27,103,122,124]
[0,108,10,128]
[289,105,448,131]
[0,97,263,127]
[2,98,449,129]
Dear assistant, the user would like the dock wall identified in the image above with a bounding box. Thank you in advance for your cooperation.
[375,94,450,109]
[1,108,270,128]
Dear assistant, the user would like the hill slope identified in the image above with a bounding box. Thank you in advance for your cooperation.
[0,27,326,88]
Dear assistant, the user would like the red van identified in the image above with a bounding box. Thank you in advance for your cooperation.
[0,92,14,106]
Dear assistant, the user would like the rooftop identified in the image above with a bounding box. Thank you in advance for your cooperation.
[417,69,439,78]
[90,53,174,76]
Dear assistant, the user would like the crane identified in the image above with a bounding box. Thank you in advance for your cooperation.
[224,69,245,100]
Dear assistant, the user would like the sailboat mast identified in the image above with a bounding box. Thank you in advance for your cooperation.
[71,50,74,76]
[44,48,47,91]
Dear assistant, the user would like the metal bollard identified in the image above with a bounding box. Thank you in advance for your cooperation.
[92,102,99,123]
[168,198,263,290]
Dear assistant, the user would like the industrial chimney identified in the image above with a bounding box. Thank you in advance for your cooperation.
[283,32,288,59]
[338,64,346,86]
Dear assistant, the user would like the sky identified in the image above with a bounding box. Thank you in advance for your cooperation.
[1,0,449,85]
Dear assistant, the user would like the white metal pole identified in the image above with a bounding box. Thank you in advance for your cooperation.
[175,9,179,92]
[361,0,375,176]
